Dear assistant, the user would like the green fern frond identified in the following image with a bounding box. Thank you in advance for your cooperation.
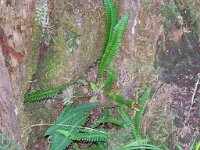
[98,13,130,77]
[122,143,162,150]
[50,122,81,150]
[118,106,136,137]
[121,139,162,150]
[50,132,72,150]
[101,107,110,119]
[195,141,200,150]
[134,86,152,139]
[45,103,99,136]
[66,131,108,142]
[92,116,124,128]
[24,82,74,102]
[45,102,99,150]
[102,0,118,53]
[103,68,117,92]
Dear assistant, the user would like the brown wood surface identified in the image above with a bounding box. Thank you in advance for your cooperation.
[0,46,21,147]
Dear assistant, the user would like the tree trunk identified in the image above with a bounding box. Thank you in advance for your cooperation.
[0,47,22,147]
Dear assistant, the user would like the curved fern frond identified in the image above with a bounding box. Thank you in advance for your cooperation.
[118,106,136,138]
[122,143,162,150]
[24,82,74,102]
[134,86,152,139]
[92,116,124,128]
[121,139,162,150]
[98,13,130,77]
[102,0,118,53]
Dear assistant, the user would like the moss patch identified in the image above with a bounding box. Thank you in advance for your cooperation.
[34,0,104,89]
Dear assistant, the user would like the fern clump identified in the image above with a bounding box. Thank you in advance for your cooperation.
[44,102,100,150]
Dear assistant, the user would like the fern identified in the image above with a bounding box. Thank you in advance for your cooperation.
[44,102,99,150]
[102,0,118,53]
[98,13,129,77]
[24,82,74,102]
[92,116,124,128]
[134,86,152,139]
[49,114,89,149]
[60,130,108,142]
[50,132,72,150]
[118,106,136,138]
[121,139,162,150]
[0,132,20,150]
[103,68,117,92]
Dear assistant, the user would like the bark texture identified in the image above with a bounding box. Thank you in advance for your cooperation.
[0,46,21,147]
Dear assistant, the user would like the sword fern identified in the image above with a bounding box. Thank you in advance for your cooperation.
[98,12,129,77]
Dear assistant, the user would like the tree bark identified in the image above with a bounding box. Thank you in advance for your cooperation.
[0,47,22,147]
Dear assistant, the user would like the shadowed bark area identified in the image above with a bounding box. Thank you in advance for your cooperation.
[0,47,21,147]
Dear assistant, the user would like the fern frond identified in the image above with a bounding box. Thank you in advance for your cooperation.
[102,0,118,53]
[195,141,200,150]
[45,103,99,150]
[118,106,136,138]
[50,116,88,150]
[45,102,99,136]
[134,86,152,139]
[98,13,130,76]
[24,82,74,102]
[121,139,162,150]
[92,116,124,128]
[103,68,117,92]
[122,143,162,150]
[50,132,72,150]
[68,131,108,142]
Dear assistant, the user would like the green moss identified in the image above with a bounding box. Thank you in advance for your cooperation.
[36,15,82,89]
[26,21,42,84]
